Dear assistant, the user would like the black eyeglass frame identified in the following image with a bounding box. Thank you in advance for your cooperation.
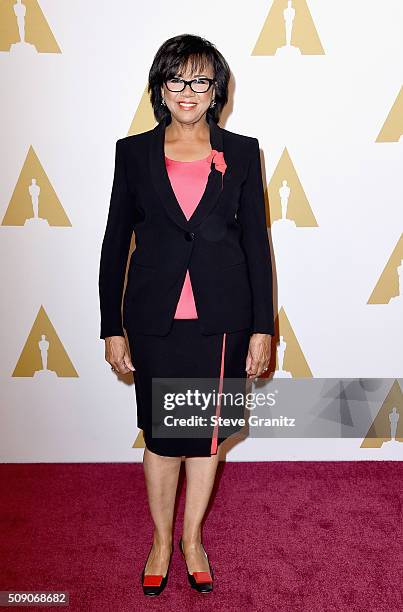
[164,77,217,93]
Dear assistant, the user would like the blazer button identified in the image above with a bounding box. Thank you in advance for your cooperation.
[184,231,195,241]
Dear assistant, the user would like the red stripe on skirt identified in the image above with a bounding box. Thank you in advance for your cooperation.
[210,332,226,454]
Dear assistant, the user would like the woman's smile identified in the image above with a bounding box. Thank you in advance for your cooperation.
[178,101,198,110]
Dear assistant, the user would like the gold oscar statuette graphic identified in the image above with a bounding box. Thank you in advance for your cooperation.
[0,0,61,54]
[127,85,158,137]
[252,0,325,57]
[361,381,402,449]
[133,430,145,449]
[2,146,71,227]
[368,234,403,305]
[269,147,318,227]
[273,308,312,378]
[375,86,403,143]
[12,306,78,378]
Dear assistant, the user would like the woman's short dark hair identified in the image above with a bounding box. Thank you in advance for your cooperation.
[148,34,230,124]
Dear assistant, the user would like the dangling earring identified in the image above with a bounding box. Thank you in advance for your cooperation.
[161,97,166,106]
[210,98,216,108]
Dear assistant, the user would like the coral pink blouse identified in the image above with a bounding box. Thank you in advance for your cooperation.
[165,152,212,318]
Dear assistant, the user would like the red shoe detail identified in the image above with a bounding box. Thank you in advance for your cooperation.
[193,571,213,584]
[143,574,163,587]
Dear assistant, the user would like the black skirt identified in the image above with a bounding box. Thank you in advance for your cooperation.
[127,320,251,457]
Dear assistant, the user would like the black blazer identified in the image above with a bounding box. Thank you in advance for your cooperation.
[98,113,275,339]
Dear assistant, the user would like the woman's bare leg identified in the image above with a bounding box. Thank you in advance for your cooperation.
[142,446,182,574]
[181,452,220,573]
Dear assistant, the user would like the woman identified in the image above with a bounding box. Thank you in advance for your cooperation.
[98,34,274,596]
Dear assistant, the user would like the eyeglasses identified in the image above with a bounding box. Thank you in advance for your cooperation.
[164,77,216,93]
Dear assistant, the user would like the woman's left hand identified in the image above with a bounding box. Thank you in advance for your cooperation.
[245,333,272,379]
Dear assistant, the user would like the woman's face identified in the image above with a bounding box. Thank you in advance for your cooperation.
[161,61,215,124]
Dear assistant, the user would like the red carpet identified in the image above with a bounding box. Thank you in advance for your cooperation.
[0,461,401,611]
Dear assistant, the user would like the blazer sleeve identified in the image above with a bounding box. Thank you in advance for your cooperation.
[237,138,275,335]
[98,139,134,339]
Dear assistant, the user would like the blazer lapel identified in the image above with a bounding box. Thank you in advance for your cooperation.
[149,113,225,232]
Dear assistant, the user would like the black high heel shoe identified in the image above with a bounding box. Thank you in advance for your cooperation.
[141,543,173,596]
[179,537,214,593]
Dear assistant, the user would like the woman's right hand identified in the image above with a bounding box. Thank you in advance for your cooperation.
[104,336,135,374]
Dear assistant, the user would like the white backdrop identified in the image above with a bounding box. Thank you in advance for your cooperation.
[0,1,402,462]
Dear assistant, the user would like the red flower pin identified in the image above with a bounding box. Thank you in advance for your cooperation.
[210,149,227,187]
